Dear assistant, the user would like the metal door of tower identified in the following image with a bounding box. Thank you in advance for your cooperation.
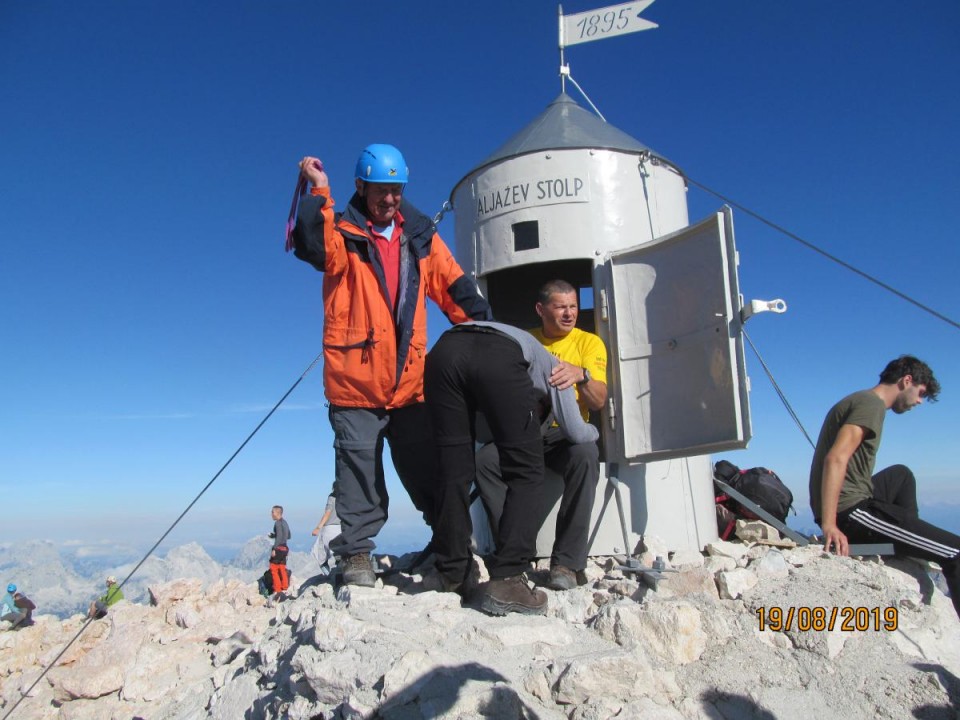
[604,208,751,462]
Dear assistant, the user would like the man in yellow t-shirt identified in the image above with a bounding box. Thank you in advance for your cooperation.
[475,279,608,591]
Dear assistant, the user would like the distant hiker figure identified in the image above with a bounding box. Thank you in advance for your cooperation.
[269,505,291,595]
[287,144,491,588]
[311,490,341,576]
[88,576,124,619]
[810,355,960,619]
[1,583,35,629]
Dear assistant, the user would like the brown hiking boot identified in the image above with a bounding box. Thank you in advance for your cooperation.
[481,575,547,616]
[341,553,376,587]
[546,564,578,591]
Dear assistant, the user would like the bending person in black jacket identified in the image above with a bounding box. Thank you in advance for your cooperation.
[423,321,599,616]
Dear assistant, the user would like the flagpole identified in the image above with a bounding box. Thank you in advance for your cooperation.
[558,4,567,93]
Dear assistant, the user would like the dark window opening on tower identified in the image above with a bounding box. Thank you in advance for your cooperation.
[512,221,539,252]
[481,259,596,331]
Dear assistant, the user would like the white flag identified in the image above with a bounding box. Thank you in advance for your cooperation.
[561,1,658,48]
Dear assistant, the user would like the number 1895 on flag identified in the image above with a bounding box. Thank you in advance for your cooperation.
[561,1,658,47]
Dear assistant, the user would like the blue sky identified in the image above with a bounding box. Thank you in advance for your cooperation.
[2,1,958,561]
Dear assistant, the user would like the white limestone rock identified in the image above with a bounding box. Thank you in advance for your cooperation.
[755,628,793,650]
[554,649,679,705]
[476,616,574,648]
[293,645,363,705]
[312,607,365,652]
[610,697,688,719]
[592,600,707,664]
[210,630,254,668]
[898,589,924,611]
[825,628,849,659]
[148,578,204,607]
[656,568,720,600]
[172,604,201,629]
[705,540,750,562]
[582,559,607,584]
[6,540,960,720]
[697,602,734,646]
[703,555,737,575]
[751,549,791,580]
[782,545,822,566]
[52,665,124,701]
[745,543,770,561]
[569,697,626,720]
[546,587,599,624]
[522,663,556,704]
[716,568,759,600]
[208,672,261,720]
[641,534,670,559]
[669,549,706,568]
[735,519,781,543]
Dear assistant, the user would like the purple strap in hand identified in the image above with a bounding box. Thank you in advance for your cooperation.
[284,160,323,252]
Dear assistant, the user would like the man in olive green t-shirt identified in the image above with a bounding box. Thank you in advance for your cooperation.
[809,355,960,619]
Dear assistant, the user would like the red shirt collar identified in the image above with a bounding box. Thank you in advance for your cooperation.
[366,210,405,236]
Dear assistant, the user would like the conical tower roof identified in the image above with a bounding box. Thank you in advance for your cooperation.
[453,92,681,195]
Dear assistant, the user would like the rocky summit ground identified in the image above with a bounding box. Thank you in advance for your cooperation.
[2,522,959,719]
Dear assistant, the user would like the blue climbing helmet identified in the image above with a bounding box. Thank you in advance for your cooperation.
[6,583,15,593]
[354,143,408,184]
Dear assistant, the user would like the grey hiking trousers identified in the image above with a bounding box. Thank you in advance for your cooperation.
[328,403,439,557]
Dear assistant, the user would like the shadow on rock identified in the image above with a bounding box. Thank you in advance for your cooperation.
[700,690,777,720]
[296,572,334,596]
[376,661,542,720]
[912,663,960,719]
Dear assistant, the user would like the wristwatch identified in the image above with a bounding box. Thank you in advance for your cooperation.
[577,367,591,385]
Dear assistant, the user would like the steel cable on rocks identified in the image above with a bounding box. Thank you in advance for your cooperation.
[2,351,323,720]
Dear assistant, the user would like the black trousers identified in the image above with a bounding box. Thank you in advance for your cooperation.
[838,464,960,618]
[424,328,547,583]
[475,427,599,570]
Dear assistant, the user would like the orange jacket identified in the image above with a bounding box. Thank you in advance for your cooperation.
[292,188,491,409]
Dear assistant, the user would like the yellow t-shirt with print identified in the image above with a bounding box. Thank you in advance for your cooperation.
[529,327,608,421]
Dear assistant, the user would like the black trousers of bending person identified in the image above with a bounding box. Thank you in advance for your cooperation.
[475,427,599,571]
[837,464,960,619]
[424,327,547,587]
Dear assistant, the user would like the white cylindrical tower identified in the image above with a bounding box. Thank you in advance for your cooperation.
[451,93,743,555]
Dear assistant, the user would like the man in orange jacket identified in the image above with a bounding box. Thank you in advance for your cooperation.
[290,144,492,587]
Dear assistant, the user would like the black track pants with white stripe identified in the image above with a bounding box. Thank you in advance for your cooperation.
[838,465,960,619]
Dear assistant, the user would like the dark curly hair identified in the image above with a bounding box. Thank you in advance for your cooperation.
[879,355,940,402]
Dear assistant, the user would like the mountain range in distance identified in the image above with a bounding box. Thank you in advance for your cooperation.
[0,537,331,619]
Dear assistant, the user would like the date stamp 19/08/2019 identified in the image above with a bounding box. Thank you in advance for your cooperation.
[756,606,899,632]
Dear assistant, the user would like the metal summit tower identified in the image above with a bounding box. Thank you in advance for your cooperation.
[450,91,761,555]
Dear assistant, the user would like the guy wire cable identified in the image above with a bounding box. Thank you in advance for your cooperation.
[742,328,816,450]
[3,351,324,720]
[681,173,959,332]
